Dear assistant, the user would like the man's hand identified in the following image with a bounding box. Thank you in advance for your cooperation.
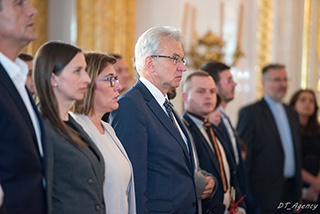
[200,176,215,199]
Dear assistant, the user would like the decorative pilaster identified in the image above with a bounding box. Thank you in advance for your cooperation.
[256,0,273,99]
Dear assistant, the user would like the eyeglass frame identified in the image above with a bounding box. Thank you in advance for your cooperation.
[265,77,290,83]
[150,55,187,65]
[96,75,119,87]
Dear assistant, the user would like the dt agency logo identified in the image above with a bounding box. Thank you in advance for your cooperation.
[277,202,318,211]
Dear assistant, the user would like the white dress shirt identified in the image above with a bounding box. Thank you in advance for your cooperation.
[140,77,189,152]
[220,107,239,165]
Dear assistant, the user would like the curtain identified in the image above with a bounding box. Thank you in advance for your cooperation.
[77,0,136,76]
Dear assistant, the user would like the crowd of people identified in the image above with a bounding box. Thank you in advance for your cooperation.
[0,0,319,214]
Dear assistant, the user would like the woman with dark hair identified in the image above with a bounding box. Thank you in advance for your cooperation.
[70,52,136,214]
[289,89,320,211]
[33,41,105,214]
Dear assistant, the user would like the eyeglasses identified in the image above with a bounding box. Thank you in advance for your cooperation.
[96,76,119,87]
[150,55,187,65]
[266,78,289,83]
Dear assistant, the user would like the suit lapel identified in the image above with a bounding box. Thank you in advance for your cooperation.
[183,114,221,174]
[26,86,47,170]
[136,81,192,166]
[218,120,236,163]
[0,64,36,133]
[68,116,104,180]
[0,64,44,163]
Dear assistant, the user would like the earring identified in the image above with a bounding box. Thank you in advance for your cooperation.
[54,83,57,86]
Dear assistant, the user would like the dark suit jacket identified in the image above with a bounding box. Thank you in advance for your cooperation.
[218,116,247,195]
[0,63,46,214]
[44,115,105,214]
[110,80,197,214]
[237,98,302,213]
[183,113,245,214]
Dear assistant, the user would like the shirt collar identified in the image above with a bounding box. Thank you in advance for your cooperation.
[0,51,28,83]
[186,112,205,127]
[264,95,282,109]
[139,76,167,106]
[219,106,227,116]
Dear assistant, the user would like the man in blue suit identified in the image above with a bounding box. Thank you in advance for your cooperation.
[110,26,214,214]
[182,71,246,214]
[0,0,46,213]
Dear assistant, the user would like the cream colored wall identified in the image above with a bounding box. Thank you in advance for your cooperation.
[135,0,306,126]
[46,0,312,125]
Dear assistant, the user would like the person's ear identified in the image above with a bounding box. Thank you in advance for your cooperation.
[182,92,188,104]
[145,56,155,72]
[51,73,58,87]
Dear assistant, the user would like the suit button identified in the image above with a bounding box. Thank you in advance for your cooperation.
[192,202,197,207]
[87,178,94,184]
[95,205,100,211]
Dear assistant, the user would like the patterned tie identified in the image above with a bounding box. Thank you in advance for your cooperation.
[203,120,228,192]
[163,99,179,131]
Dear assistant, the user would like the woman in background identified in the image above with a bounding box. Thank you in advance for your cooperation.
[70,52,136,214]
[289,89,320,213]
[33,41,105,214]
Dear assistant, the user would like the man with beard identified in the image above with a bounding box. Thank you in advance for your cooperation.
[200,62,247,194]
[237,64,302,214]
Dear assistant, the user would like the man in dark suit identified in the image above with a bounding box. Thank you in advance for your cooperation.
[200,61,258,212]
[109,26,215,214]
[182,71,246,214]
[0,0,46,213]
[237,64,302,214]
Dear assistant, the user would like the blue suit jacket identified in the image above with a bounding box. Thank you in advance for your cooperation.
[182,113,245,214]
[0,63,46,214]
[110,80,197,214]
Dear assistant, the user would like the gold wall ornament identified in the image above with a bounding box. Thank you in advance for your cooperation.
[22,0,48,56]
[188,31,244,69]
[256,0,273,99]
[184,1,245,69]
[188,31,223,69]
[301,0,312,89]
[77,0,136,77]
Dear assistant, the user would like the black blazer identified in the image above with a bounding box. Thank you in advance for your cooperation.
[183,113,245,214]
[110,80,197,214]
[218,116,247,195]
[0,63,46,214]
[237,98,302,213]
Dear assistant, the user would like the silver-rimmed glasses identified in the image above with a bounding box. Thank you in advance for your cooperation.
[150,55,187,65]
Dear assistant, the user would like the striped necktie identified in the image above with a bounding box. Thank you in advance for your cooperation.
[203,121,228,192]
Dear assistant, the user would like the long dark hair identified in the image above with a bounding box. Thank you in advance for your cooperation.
[289,89,320,136]
[33,41,87,146]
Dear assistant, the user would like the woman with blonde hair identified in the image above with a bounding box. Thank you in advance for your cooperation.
[70,52,136,214]
[33,41,105,214]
